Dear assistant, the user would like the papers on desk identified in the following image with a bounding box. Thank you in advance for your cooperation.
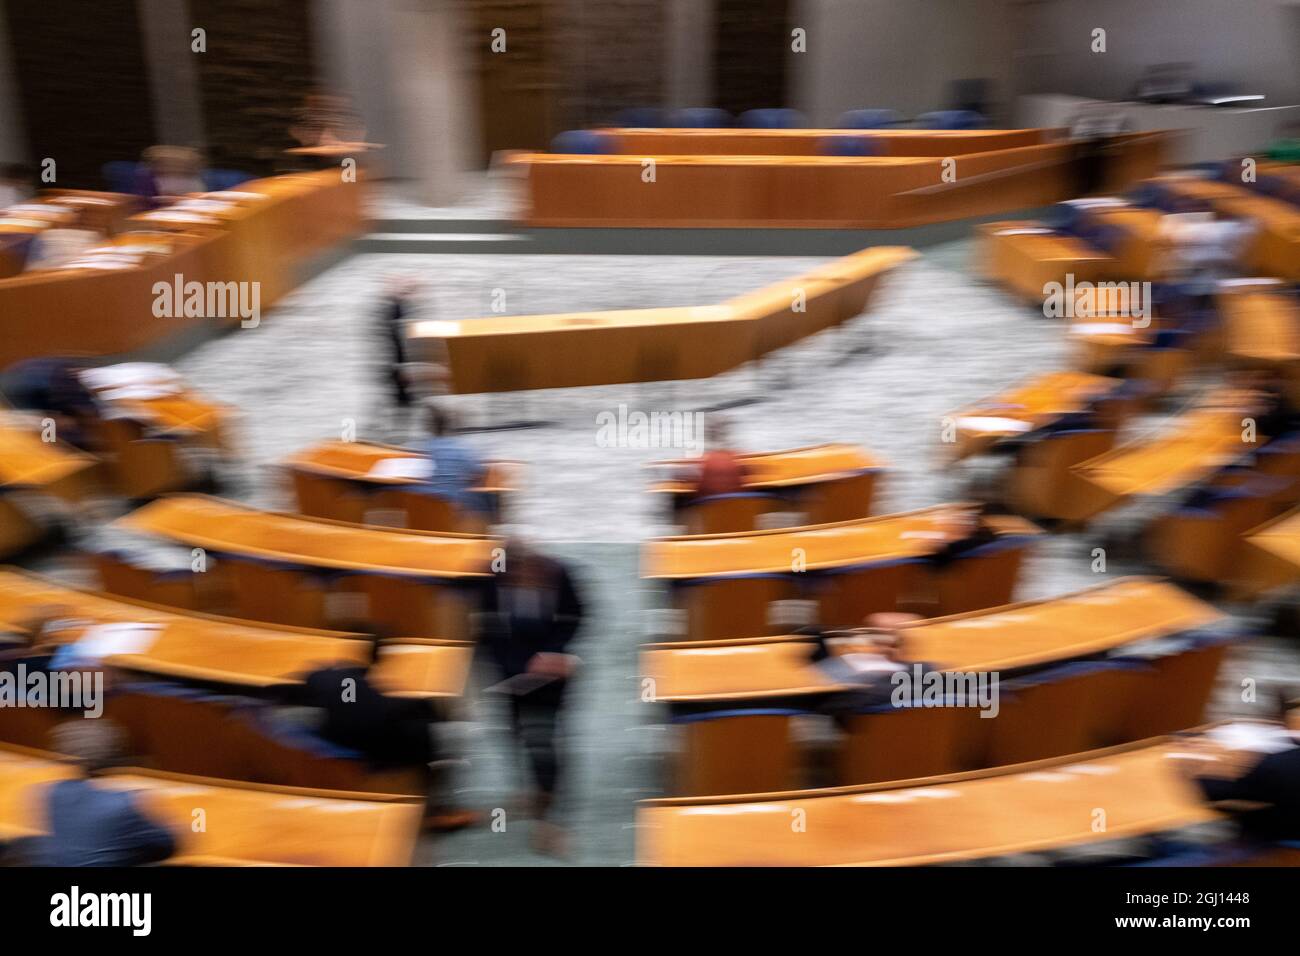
[1205,721,1297,755]
[65,622,162,663]
[366,456,434,480]
[137,210,216,224]
[993,227,1054,236]
[100,383,182,402]
[1219,277,1282,289]
[1063,196,1126,208]
[955,415,1034,434]
[81,363,182,392]
[204,191,267,202]
[1070,321,1136,336]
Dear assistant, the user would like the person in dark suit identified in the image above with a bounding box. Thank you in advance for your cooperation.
[478,535,585,856]
[1194,745,1300,842]
[29,720,176,867]
[298,649,477,832]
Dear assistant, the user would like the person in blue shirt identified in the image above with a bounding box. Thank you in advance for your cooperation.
[28,720,176,867]
[413,405,490,516]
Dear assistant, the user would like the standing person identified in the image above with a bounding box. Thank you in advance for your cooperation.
[479,535,585,856]
[377,274,419,438]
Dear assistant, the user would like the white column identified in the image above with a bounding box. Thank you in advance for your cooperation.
[138,0,206,149]
[388,0,480,203]
[664,0,715,109]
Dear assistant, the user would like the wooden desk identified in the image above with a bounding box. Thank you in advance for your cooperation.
[946,370,1120,461]
[0,419,97,498]
[0,419,99,556]
[0,568,374,688]
[651,443,882,492]
[410,246,914,394]
[643,504,1033,579]
[80,364,230,449]
[515,133,1166,228]
[1220,284,1300,366]
[637,733,1219,866]
[642,577,1220,702]
[0,744,422,866]
[1072,402,1252,519]
[283,440,519,494]
[977,221,1115,303]
[601,128,1051,157]
[0,170,367,371]
[1236,505,1300,597]
[117,494,496,580]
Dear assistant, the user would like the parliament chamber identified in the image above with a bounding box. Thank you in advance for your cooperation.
[0,1,1298,910]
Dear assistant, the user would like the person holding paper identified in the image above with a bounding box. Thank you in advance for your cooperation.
[479,536,585,857]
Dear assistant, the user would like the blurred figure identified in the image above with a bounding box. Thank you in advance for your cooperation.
[23,205,101,271]
[1065,104,1132,197]
[814,612,921,712]
[691,415,747,499]
[0,604,78,664]
[0,162,34,208]
[479,535,585,855]
[376,274,442,437]
[300,648,476,832]
[28,720,176,867]
[1179,726,1300,844]
[1,357,100,449]
[290,90,366,148]
[135,146,205,202]
[930,503,999,567]
[414,405,490,516]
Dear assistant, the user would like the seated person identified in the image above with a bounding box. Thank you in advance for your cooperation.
[23,206,102,271]
[134,146,205,203]
[1178,720,1300,844]
[814,613,925,715]
[1,357,100,450]
[28,720,176,867]
[290,90,366,149]
[930,504,999,567]
[412,405,490,515]
[691,416,747,499]
[298,648,474,832]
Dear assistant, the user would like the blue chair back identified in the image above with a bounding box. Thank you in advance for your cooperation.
[102,160,143,194]
[669,107,732,128]
[203,168,253,191]
[837,109,903,129]
[549,130,613,154]
[915,110,986,130]
[614,107,665,128]
[739,108,805,129]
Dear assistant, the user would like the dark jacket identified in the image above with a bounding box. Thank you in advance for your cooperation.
[30,778,175,867]
[302,666,434,767]
[480,558,584,702]
[1198,746,1300,841]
